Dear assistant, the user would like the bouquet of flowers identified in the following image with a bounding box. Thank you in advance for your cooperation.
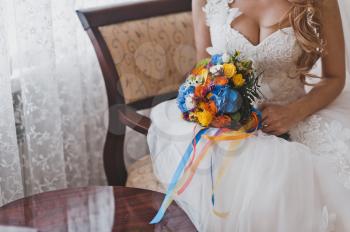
[151,52,263,224]
[177,51,262,130]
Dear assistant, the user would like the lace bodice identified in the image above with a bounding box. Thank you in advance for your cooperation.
[203,0,306,105]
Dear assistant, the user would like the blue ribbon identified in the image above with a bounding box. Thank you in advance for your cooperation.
[150,127,209,224]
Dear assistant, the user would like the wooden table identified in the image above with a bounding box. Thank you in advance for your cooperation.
[0,187,196,232]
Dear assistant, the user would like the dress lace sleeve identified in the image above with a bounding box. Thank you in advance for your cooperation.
[202,0,230,27]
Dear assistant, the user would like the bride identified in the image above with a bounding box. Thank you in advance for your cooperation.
[147,0,350,231]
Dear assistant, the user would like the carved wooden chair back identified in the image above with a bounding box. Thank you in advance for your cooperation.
[77,0,195,185]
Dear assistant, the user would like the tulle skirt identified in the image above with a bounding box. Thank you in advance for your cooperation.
[147,97,350,232]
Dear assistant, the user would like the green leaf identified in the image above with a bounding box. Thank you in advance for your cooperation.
[196,58,210,68]
[231,112,241,122]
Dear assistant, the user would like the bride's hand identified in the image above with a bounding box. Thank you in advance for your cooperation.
[260,103,300,136]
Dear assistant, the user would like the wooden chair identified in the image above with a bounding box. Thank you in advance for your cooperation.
[76,0,195,189]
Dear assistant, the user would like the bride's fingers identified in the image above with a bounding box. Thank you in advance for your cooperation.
[262,119,283,134]
[261,122,270,131]
[261,111,269,121]
[261,110,269,121]
[263,123,287,136]
[262,127,276,134]
[261,105,274,122]
[261,115,271,127]
[261,122,275,133]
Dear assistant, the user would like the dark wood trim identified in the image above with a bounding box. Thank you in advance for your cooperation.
[86,27,127,185]
[86,28,125,106]
[76,0,192,30]
[118,106,151,135]
[103,132,127,186]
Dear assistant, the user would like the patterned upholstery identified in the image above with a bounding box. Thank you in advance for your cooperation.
[99,12,196,104]
[100,12,196,191]
[126,155,165,193]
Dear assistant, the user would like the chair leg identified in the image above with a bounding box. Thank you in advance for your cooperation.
[103,131,127,186]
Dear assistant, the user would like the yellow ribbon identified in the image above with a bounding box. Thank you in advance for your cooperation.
[211,139,242,218]
[204,130,253,141]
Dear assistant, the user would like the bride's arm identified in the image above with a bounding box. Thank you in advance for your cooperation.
[289,0,346,118]
[262,0,346,136]
[192,0,211,60]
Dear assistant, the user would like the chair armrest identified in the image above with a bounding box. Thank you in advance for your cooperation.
[118,106,151,135]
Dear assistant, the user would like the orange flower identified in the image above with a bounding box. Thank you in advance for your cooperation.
[211,115,232,128]
[198,101,216,113]
[204,76,212,86]
[192,66,204,76]
[195,85,206,97]
[207,92,213,99]
[207,100,218,114]
[214,76,228,86]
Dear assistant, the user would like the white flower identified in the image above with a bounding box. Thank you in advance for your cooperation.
[185,94,196,111]
[222,53,231,63]
[209,64,222,74]
[186,75,204,86]
[196,75,205,84]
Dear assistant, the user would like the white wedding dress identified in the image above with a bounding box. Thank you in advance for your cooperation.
[147,1,350,231]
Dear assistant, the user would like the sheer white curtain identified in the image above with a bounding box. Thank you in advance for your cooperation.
[0,0,134,206]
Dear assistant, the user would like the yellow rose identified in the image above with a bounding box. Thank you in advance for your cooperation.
[196,110,213,127]
[223,63,237,78]
[233,73,245,87]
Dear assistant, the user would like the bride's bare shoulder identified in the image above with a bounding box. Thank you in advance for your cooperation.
[192,0,212,60]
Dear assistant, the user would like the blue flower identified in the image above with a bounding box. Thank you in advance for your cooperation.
[177,84,195,113]
[211,54,223,65]
[210,85,242,113]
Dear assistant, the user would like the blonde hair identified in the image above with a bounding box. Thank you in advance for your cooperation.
[283,0,325,81]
